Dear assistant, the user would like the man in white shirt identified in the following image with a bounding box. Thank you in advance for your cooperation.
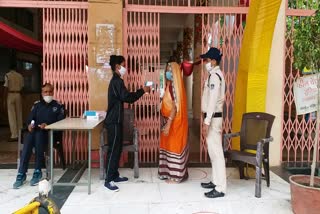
[200,47,226,198]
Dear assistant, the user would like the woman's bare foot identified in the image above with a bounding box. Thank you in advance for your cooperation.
[165,179,179,184]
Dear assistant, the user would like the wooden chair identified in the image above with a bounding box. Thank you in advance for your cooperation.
[99,108,139,180]
[223,112,275,198]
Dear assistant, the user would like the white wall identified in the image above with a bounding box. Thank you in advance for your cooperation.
[266,0,285,166]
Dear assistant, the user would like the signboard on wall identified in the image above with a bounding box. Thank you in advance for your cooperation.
[95,24,118,64]
[293,74,318,115]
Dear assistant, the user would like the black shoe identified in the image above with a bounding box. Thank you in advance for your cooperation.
[158,175,168,180]
[30,169,42,186]
[204,189,225,198]
[201,181,216,189]
[104,181,119,192]
[113,176,128,183]
[13,173,26,189]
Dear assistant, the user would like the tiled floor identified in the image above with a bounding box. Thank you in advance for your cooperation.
[0,168,65,213]
[0,167,293,214]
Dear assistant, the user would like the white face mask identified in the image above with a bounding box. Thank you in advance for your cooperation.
[119,66,127,76]
[205,62,212,72]
[43,96,53,103]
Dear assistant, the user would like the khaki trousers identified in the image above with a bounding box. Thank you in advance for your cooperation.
[206,117,227,193]
[7,93,22,138]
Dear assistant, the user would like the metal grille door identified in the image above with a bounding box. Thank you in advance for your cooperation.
[200,12,246,162]
[282,1,319,163]
[43,7,88,164]
[124,11,160,163]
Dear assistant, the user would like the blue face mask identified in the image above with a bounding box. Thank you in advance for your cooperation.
[165,71,173,81]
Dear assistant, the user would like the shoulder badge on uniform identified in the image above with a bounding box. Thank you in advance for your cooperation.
[31,100,40,110]
[53,107,58,112]
[210,84,215,90]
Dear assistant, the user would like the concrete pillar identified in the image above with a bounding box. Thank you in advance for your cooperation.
[183,15,194,113]
[192,14,203,120]
[88,0,123,149]
[266,0,285,166]
[184,73,194,112]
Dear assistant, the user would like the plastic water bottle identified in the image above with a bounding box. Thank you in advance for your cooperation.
[31,120,35,128]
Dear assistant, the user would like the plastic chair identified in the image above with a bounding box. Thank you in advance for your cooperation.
[223,112,275,198]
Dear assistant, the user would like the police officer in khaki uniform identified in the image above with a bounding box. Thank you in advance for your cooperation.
[200,47,226,198]
[3,65,24,141]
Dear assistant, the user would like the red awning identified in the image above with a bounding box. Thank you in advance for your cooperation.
[0,21,42,54]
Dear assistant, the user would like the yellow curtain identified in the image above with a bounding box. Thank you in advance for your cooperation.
[232,0,282,150]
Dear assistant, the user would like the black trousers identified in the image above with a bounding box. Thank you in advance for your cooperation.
[19,130,48,174]
[105,123,123,182]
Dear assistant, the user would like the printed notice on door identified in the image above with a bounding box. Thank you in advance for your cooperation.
[293,74,318,115]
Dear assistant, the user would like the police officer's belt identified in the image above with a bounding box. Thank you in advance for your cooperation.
[203,112,222,118]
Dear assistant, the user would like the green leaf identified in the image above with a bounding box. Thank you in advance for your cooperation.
[292,9,320,71]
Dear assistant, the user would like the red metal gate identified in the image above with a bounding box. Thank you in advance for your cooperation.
[124,0,249,163]
[123,10,161,163]
[43,6,88,164]
[282,0,319,163]
[200,11,247,162]
[0,0,89,164]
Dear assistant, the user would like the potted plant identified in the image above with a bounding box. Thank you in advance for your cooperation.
[290,9,320,214]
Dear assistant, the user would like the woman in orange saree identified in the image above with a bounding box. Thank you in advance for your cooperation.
[158,61,189,183]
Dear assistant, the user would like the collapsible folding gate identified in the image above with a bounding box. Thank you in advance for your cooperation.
[123,0,249,163]
[282,1,319,163]
[0,0,89,164]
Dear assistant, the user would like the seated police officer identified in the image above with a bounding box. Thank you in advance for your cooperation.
[13,83,65,189]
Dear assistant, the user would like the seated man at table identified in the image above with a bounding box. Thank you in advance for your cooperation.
[13,83,65,189]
